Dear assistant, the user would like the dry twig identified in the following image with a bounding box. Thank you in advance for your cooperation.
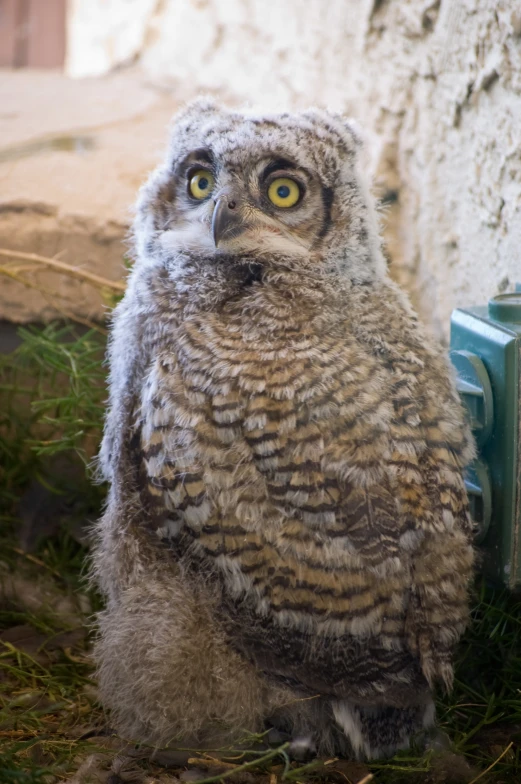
[0,248,126,292]
[467,742,513,784]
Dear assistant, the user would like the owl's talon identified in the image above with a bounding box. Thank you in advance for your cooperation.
[265,727,290,746]
[288,735,317,761]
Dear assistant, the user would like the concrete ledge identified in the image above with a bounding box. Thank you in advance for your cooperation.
[0,68,179,322]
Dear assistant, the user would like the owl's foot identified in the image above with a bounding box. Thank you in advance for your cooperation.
[264,727,316,760]
[287,735,317,761]
[332,699,436,760]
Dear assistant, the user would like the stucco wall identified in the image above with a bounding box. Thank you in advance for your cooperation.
[11,1,521,338]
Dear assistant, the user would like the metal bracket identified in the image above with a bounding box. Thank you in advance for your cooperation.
[464,459,493,543]
[449,349,494,447]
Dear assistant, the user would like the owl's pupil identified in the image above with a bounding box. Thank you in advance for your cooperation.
[277,184,290,199]
[199,177,209,190]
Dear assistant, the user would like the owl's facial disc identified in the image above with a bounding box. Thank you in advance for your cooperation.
[207,165,307,251]
[167,148,327,260]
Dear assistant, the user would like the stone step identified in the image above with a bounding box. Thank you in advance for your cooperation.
[0,67,178,322]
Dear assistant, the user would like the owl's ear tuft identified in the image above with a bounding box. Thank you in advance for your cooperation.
[339,117,364,148]
[166,96,223,167]
[189,95,222,115]
[170,95,222,130]
[301,108,364,159]
[323,110,365,151]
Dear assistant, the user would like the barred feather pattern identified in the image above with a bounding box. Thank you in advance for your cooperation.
[93,99,475,759]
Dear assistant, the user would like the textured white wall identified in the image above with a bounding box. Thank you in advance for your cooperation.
[64,0,521,339]
[66,0,158,78]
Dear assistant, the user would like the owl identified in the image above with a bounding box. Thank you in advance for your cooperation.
[92,99,475,761]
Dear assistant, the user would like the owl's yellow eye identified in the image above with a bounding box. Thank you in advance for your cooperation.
[189,170,215,200]
[267,177,301,208]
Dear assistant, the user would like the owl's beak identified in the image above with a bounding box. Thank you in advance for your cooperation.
[211,194,246,248]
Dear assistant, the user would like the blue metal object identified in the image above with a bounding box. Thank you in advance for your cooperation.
[450,292,521,591]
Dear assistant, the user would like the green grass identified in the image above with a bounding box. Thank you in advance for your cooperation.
[1,322,520,783]
[0,323,107,782]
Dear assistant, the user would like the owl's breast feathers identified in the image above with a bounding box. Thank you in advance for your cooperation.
[135,279,474,694]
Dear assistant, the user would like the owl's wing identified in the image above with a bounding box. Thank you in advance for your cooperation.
[397,427,474,690]
[139,428,210,536]
[349,283,475,690]
[241,394,472,691]
[135,349,220,538]
[238,294,474,691]
[97,272,154,486]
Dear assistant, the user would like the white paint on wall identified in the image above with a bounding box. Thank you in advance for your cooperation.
[66,0,159,78]
[62,0,521,337]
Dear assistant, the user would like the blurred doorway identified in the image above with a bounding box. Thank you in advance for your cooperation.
[0,0,66,68]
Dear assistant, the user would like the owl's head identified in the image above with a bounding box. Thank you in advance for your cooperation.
[134,99,385,284]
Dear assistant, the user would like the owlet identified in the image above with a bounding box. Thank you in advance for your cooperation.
[93,99,475,760]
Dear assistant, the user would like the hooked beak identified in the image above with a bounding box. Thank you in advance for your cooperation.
[211,193,247,247]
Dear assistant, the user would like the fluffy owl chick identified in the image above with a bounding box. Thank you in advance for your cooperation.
[93,99,475,760]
